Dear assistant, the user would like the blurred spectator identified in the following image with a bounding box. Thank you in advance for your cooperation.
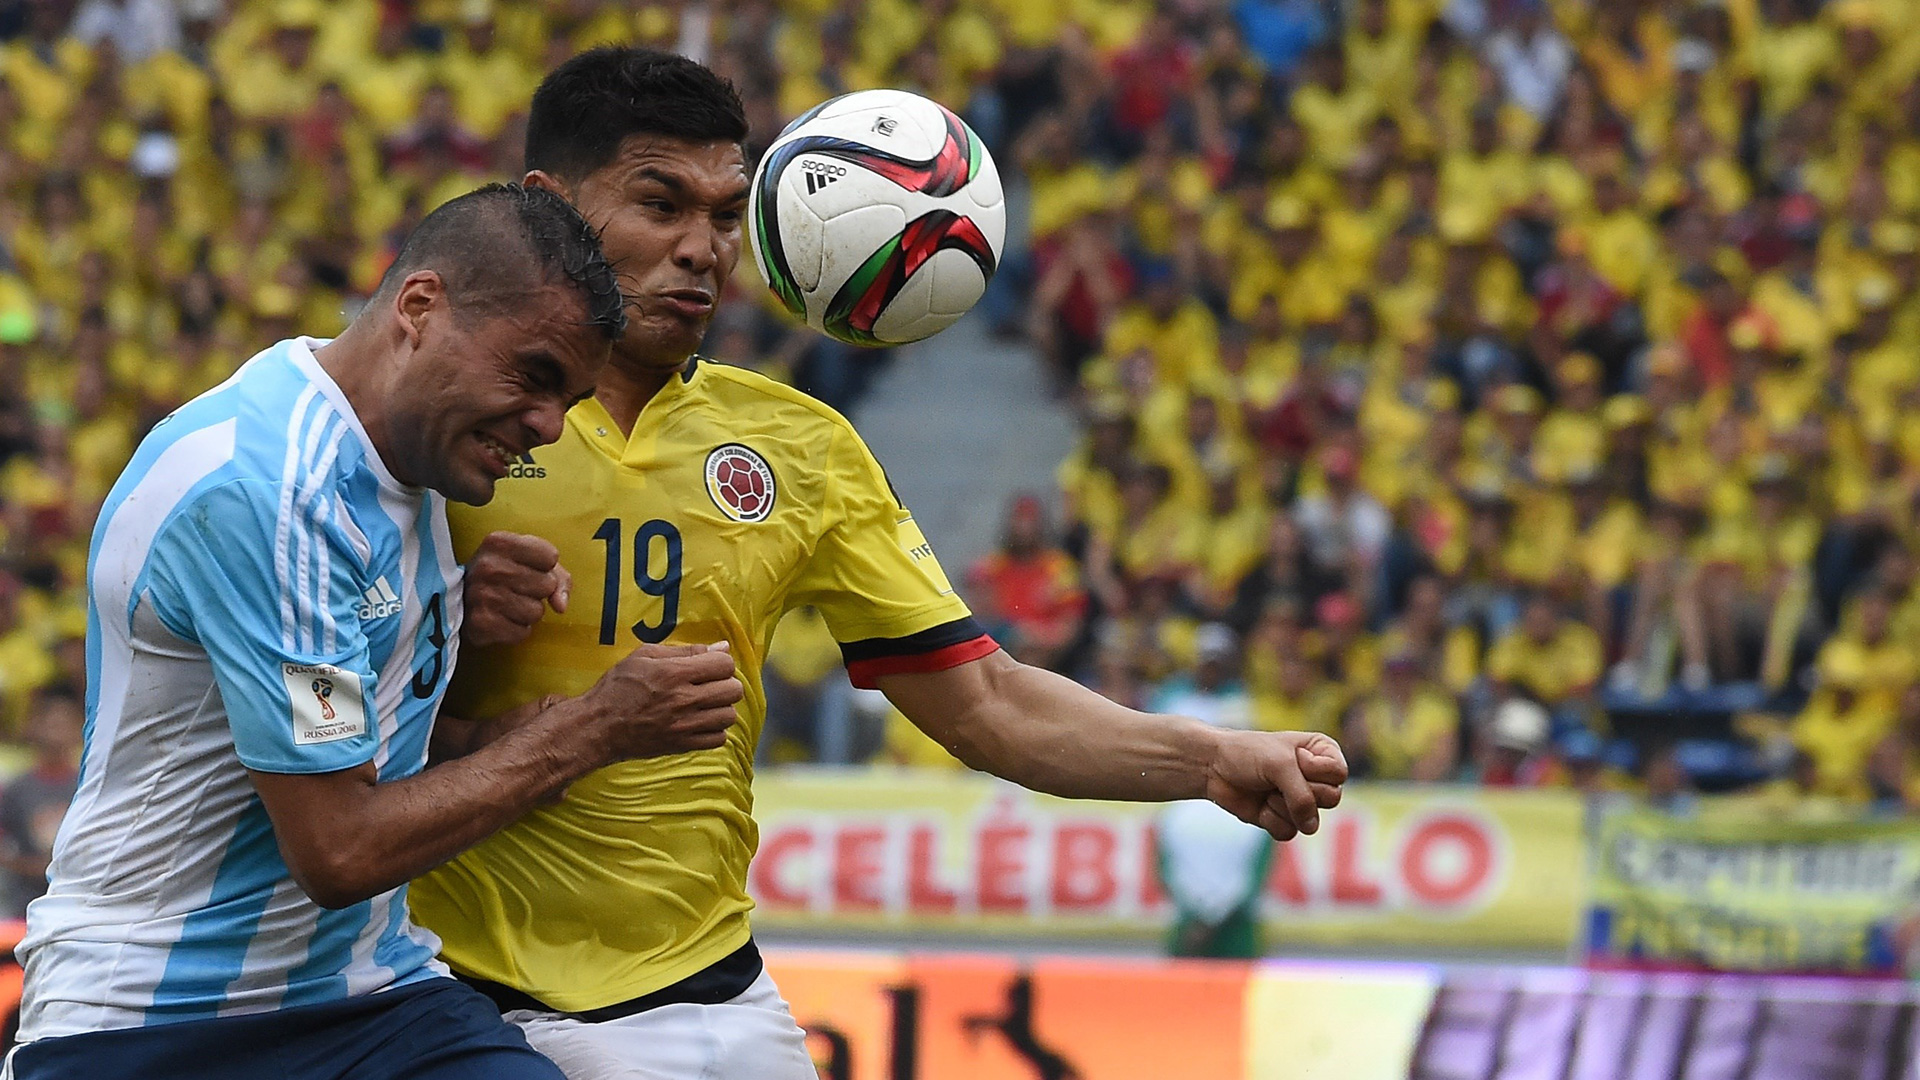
[0,686,81,917]
[1792,646,1897,802]
[1153,623,1252,730]
[1479,697,1561,787]
[70,0,181,62]
[1484,0,1572,118]
[1640,741,1699,816]
[1345,650,1459,782]
[1486,590,1602,742]
[966,493,1088,672]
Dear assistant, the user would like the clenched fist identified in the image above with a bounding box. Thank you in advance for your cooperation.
[579,641,745,760]
[463,531,571,648]
[1203,730,1348,841]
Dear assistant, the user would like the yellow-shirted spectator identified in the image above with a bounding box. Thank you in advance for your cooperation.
[0,597,58,736]
[1532,354,1606,483]
[1487,591,1603,709]
[1439,110,1536,223]
[337,19,435,136]
[1817,587,1915,715]
[437,4,539,139]
[1290,47,1378,168]
[1347,651,1459,782]
[1112,464,1203,582]
[1565,466,1643,592]
[1376,575,1480,696]
[215,0,332,121]
[1792,649,1897,802]
[1253,650,1348,736]
[1343,0,1421,108]
[1057,407,1134,544]
[1315,591,1381,697]
[1578,4,1676,117]
[1101,265,1220,388]
[1194,470,1271,607]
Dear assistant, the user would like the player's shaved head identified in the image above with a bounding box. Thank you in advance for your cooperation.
[374,183,628,340]
[525,47,748,183]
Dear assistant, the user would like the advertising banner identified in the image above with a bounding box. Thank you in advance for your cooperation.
[1588,810,1920,974]
[767,951,1917,1080]
[750,771,1586,950]
[764,950,1439,1080]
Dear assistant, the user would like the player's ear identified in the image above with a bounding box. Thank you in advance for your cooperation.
[523,170,572,201]
[393,270,444,349]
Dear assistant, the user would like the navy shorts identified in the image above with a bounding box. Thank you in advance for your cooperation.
[8,977,566,1080]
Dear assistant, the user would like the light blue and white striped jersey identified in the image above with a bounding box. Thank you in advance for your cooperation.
[16,337,464,1042]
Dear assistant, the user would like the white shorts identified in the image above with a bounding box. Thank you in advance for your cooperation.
[504,968,816,1080]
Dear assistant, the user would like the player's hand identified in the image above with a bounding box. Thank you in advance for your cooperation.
[1202,730,1347,842]
[582,641,744,761]
[462,531,571,648]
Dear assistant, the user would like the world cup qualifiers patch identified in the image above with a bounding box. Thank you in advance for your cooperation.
[705,444,777,523]
[281,662,367,745]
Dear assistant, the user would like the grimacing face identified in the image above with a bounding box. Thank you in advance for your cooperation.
[387,275,607,505]
[536,136,750,377]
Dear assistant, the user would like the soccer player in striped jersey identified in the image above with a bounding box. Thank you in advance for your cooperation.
[6,186,745,1080]
[414,50,1347,1080]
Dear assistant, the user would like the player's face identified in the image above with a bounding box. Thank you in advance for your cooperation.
[547,136,750,374]
[398,283,607,505]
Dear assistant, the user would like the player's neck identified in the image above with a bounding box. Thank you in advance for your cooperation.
[312,326,405,479]
[594,357,687,438]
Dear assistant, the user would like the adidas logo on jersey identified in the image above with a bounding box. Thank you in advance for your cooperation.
[358,577,404,620]
[507,451,545,478]
[801,160,845,196]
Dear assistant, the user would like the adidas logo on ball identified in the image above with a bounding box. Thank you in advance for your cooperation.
[801,159,845,195]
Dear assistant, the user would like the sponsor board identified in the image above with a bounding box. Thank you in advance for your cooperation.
[1588,810,1920,974]
[767,949,1920,1080]
[750,772,1586,950]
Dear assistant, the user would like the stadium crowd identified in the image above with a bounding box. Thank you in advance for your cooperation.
[0,0,1918,911]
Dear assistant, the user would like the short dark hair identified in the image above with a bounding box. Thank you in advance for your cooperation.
[525,47,748,182]
[375,183,626,340]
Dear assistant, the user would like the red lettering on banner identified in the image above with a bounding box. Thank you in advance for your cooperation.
[978,822,1031,913]
[1401,815,1495,906]
[1141,828,1165,908]
[833,827,886,911]
[1330,817,1384,906]
[1051,824,1118,911]
[1267,840,1309,904]
[753,828,813,908]
[907,825,959,913]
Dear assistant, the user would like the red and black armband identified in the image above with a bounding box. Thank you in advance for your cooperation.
[840,616,999,689]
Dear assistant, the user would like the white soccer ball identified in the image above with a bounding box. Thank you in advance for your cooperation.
[747,89,1007,347]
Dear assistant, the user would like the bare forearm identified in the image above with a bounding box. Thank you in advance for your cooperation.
[892,653,1221,802]
[255,700,604,908]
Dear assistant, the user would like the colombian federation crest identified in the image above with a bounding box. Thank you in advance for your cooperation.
[705,444,777,523]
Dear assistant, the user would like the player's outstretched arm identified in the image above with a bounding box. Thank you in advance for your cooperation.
[878,650,1347,841]
[249,643,741,909]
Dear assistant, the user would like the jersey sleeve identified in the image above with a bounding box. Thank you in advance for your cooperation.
[145,478,382,774]
[786,423,998,689]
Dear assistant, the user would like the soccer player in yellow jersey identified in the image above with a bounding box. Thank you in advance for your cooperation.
[411,48,1348,1080]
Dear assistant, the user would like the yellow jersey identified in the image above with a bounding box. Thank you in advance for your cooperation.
[409,358,990,1012]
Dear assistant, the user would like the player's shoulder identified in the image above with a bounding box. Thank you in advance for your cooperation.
[693,357,861,439]
[127,340,374,514]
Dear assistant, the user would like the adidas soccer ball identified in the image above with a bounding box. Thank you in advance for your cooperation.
[748,89,1006,347]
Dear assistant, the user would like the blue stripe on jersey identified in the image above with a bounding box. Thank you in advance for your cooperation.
[146,802,282,1022]
[18,338,460,1043]
[279,899,375,1011]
